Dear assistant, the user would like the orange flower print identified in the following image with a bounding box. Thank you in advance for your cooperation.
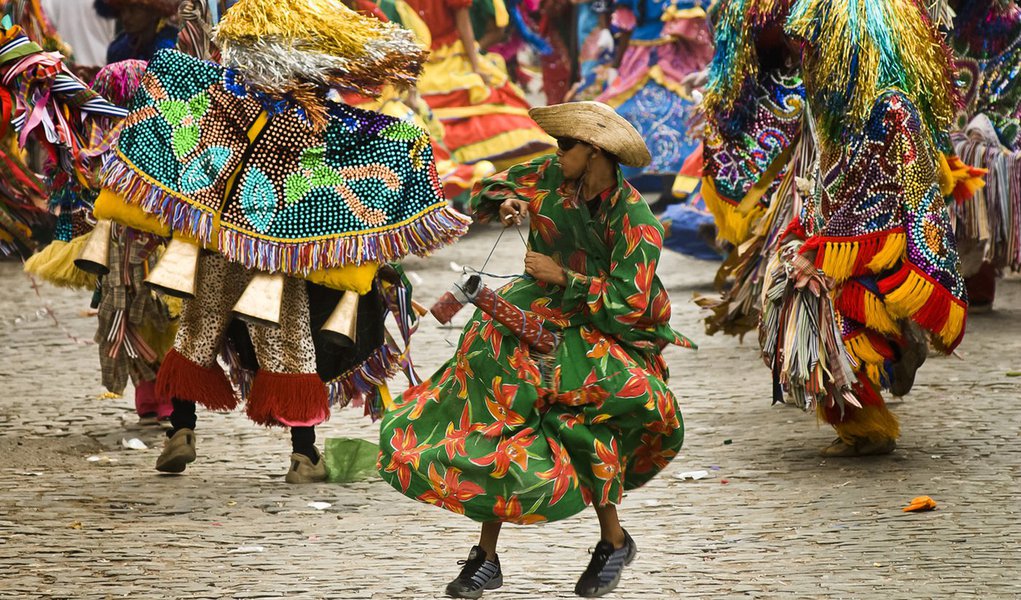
[631,432,677,474]
[480,376,526,437]
[591,438,622,505]
[617,367,652,400]
[508,345,542,386]
[645,391,680,435]
[621,214,663,258]
[406,384,441,420]
[417,463,485,515]
[438,403,479,460]
[480,320,504,360]
[557,411,586,429]
[535,439,579,506]
[532,212,559,247]
[471,428,535,478]
[493,495,546,525]
[383,425,430,492]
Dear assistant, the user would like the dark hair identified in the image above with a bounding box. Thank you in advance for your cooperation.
[94,0,119,19]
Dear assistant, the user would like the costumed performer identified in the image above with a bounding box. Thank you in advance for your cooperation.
[404,0,554,170]
[378,102,694,599]
[760,0,972,457]
[97,0,180,64]
[947,0,1021,312]
[98,0,470,482]
[691,0,806,336]
[578,0,713,187]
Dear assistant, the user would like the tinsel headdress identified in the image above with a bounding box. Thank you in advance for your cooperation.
[213,0,427,97]
[702,0,793,137]
[786,0,961,148]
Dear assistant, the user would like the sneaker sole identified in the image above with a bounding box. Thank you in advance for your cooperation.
[445,574,502,599]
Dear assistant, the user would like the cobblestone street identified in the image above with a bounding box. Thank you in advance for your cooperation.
[1,224,1019,599]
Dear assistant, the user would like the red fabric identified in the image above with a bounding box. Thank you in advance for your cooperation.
[134,378,172,419]
[156,348,238,410]
[406,0,474,48]
[965,261,996,306]
[246,371,329,427]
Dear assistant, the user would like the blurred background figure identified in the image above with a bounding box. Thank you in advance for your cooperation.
[96,0,180,63]
[41,0,116,71]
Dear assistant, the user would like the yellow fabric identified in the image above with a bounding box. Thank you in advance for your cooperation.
[23,237,97,290]
[418,40,516,102]
[379,383,394,412]
[603,65,694,108]
[701,177,765,245]
[305,262,380,294]
[491,0,510,28]
[844,332,886,368]
[454,130,555,168]
[830,404,900,444]
[94,189,172,237]
[393,0,432,47]
[671,175,699,197]
[820,241,859,283]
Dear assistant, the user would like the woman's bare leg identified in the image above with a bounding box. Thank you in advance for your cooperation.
[478,521,502,558]
[594,504,626,548]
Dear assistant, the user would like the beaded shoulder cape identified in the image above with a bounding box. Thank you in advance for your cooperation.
[101,50,470,275]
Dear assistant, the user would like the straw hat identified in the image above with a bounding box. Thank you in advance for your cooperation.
[529,101,652,168]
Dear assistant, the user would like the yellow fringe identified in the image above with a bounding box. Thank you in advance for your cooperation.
[863,288,900,335]
[883,269,934,319]
[23,237,97,290]
[844,332,886,367]
[700,177,764,245]
[671,175,699,197]
[832,404,900,444]
[94,189,171,237]
[938,300,966,347]
[379,383,394,412]
[865,232,906,273]
[820,241,859,283]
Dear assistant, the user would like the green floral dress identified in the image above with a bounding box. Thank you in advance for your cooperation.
[378,155,694,524]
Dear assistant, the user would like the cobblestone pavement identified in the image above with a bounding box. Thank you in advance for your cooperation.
[0,225,1019,599]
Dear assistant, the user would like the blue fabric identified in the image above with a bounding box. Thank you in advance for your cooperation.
[659,195,721,261]
[107,25,178,63]
[616,81,699,177]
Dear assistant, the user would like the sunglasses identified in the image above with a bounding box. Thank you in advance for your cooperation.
[556,137,584,152]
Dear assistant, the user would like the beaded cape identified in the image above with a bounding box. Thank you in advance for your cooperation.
[100,50,470,275]
[702,70,804,245]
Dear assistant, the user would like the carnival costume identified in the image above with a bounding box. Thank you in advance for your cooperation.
[692,0,806,336]
[379,102,693,524]
[582,0,714,179]
[759,0,972,456]
[948,0,1021,310]
[97,0,469,480]
[404,0,554,169]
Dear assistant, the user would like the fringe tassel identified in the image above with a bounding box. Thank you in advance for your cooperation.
[828,402,900,444]
[834,280,899,335]
[879,263,967,349]
[101,152,472,273]
[246,371,329,427]
[326,341,403,419]
[843,329,895,370]
[23,237,97,290]
[156,348,238,410]
[938,153,987,202]
[701,177,765,245]
[803,228,906,283]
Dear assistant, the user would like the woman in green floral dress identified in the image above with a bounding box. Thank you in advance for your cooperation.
[377,102,694,598]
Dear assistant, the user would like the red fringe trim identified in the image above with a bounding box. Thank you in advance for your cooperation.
[246,371,329,427]
[156,348,238,410]
[326,342,403,419]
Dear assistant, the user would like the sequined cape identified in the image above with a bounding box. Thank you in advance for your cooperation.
[100,50,470,275]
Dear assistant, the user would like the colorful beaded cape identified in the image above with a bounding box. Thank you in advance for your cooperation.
[101,50,470,275]
[702,71,804,245]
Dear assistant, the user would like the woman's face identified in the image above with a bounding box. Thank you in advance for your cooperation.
[555,138,595,180]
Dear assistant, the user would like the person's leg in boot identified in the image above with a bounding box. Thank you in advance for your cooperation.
[285,425,326,484]
[446,522,503,599]
[156,398,197,473]
[575,504,637,597]
[134,379,161,426]
[155,252,246,473]
[243,276,328,482]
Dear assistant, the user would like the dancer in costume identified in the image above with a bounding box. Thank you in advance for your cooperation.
[579,0,713,184]
[99,0,180,64]
[98,0,469,482]
[692,0,806,336]
[405,0,554,169]
[947,0,1021,311]
[378,102,693,598]
[760,0,971,457]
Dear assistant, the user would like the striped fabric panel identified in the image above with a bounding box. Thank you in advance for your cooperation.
[469,561,500,589]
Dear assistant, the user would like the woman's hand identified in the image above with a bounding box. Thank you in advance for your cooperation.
[499,199,529,227]
[525,251,567,286]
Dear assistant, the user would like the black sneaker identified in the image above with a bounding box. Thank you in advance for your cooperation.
[445,545,503,599]
[574,530,638,598]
